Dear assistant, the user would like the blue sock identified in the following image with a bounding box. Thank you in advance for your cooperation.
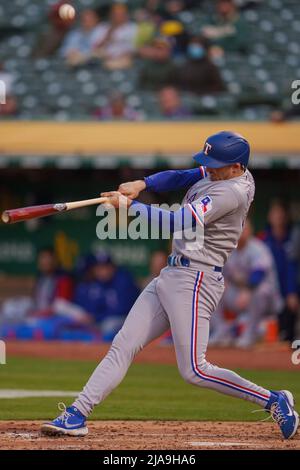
[69,406,86,419]
[265,391,279,410]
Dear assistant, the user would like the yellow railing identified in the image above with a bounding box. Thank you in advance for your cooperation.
[0,121,299,155]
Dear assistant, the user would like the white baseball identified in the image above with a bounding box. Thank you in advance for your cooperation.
[58,4,76,21]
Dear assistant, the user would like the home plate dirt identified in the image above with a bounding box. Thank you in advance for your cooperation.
[0,421,299,450]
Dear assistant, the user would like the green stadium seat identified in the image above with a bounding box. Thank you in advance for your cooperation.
[21,95,38,109]
[14,82,28,96]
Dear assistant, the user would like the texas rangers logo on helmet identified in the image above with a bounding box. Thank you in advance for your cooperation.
[203,142,212,155]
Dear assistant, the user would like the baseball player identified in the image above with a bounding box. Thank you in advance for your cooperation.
[41,131,299,440]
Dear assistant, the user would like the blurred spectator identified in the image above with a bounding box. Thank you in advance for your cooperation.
[32,247,73,316]
[141,250,168,288]
[235,0,263,9]
[145,0,165,25]
[291,225,300,289]
[270,107,300,123]
[163,0,200,14]
[146,0,200,16]
[260,201,299,342]
[159,19,189,59]
[138,36,173,89]
[0,64,14,95]
[158,86,192,119]
[74,253,98,282]
[94,91,144,121]
[201,0,249,55]
[0,63,18,117]
[134,8,157,48]
[210,219,282,348]
[0,248,74,326]
[0,96,18,118]
[73,252,140,341]
[32,1,75,58]
[60,8,106,66]
[94,3,137,70]
[170,36,225,94]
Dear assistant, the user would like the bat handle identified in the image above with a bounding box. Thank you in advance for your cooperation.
[65,197,109,211]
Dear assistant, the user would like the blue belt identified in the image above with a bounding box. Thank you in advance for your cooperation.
[167,255,223,273]
[167,255,190,267]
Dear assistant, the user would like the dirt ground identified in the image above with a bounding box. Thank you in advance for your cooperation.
[0,420,299,450]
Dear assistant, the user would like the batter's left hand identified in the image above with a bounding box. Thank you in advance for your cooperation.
[100,191,132,209]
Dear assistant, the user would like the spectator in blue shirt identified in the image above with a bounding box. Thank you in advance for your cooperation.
[259,200,299,342]
[74,252,140,341]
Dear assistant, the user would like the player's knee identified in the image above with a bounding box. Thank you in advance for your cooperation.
[178,364,201,386]
[178,357,210,387]
[182,369,197,385]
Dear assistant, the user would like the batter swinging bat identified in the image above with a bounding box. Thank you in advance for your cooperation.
[1,197,109,224]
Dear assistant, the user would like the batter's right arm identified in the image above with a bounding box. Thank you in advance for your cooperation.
[118,167,207,199]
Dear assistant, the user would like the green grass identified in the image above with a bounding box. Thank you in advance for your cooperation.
[0,357,299,421]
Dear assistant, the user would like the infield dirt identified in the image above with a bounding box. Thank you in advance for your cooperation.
[0,420,300,450]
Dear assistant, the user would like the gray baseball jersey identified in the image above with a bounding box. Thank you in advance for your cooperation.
[172,169,255,267]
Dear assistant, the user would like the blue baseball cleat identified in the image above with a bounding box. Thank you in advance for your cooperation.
[266,390,299,439]
[41,403,88,437]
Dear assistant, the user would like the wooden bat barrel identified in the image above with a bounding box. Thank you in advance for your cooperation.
[1,203,67,224]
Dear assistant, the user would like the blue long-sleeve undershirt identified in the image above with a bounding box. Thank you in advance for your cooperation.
[144,167,207,192]
[130,200,203,233]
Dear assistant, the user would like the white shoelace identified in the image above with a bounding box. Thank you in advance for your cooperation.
[57,402,72,424]
[252,402,287,425]
[269,402,287,426]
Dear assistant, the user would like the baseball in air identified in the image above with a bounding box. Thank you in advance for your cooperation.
[58,3,76,21]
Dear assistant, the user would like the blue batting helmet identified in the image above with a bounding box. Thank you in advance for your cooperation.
[193,131,250,168]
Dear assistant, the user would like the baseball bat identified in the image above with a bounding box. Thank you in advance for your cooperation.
[1,197,109,224]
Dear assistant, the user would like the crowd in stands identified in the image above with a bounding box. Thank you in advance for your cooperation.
[0,198,299,347]
[1,0,298,120]
[1,0,258,119]
[51,0,236,120]
[52,0,248,69]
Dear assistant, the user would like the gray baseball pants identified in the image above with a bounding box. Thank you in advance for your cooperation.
[73,266,271,416]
